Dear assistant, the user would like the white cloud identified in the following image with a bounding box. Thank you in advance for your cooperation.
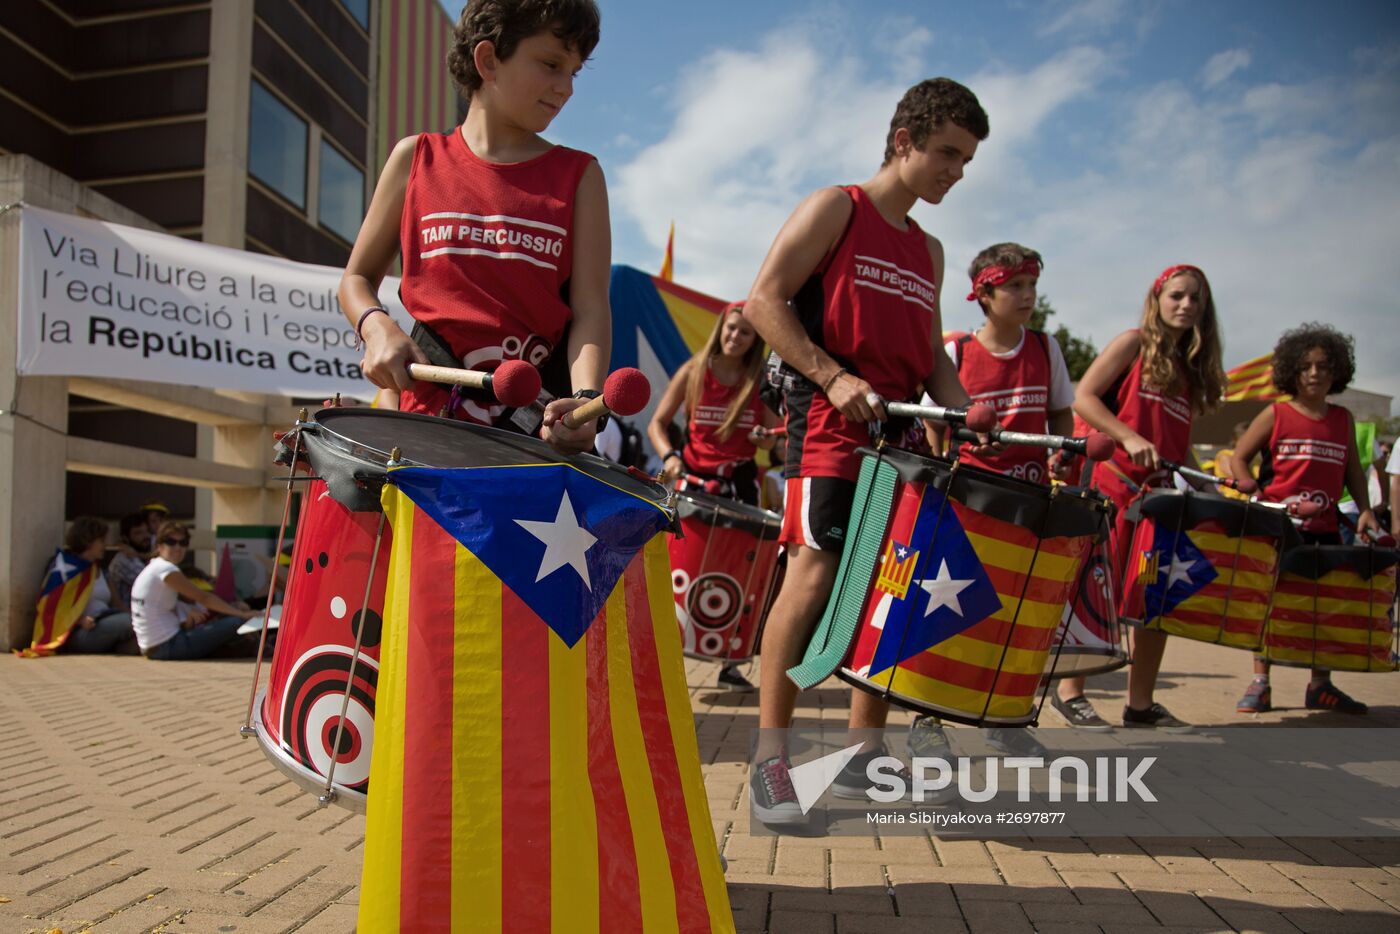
[1038,0,1128,37]
[1201,48,1252,88]
[612,22,1400,410]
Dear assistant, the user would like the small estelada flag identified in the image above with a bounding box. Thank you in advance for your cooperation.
[875,540,919,599]
[21,549,98,656]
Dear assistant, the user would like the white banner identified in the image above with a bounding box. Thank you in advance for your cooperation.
[15,204,413,397]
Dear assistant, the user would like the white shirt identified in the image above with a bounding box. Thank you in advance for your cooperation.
[131,557,183,651]
[1386,443,1399,476]
[943,329,1076,411]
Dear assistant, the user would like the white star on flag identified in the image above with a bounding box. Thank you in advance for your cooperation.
[1159,551,1196,590]
[919,559,974,617]
[896,545,909,560]
[515,491,598,590]
[52,552,76,581]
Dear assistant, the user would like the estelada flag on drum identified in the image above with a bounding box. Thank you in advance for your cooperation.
[360,465,733,933]
[18,549,98,656]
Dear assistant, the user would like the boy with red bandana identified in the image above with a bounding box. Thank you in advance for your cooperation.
[742,77,989,824]
[339,0,608,454]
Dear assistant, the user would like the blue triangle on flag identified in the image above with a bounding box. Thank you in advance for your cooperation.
[1143,523,1217,618]
[43,549,91,596]
[389,464,671,647]
[868,488,1003,677]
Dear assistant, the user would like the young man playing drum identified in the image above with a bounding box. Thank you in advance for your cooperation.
[742,77,989,824]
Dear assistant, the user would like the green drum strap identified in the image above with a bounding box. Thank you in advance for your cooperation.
[787,455,899,689]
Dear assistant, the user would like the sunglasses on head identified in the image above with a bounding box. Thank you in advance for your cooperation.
[162,537,190,547]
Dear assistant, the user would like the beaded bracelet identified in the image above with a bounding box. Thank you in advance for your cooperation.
[353,306,389,350]
[821,367,848,395]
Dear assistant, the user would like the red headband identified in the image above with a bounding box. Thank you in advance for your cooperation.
[1152,264,1206,295]
[966,259,1041,301]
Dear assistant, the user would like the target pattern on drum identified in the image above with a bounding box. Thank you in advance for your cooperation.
[279,644,380,792]
[674,568,745,655]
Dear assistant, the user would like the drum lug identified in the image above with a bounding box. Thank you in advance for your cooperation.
[238,725,257,738]
[317,790,338,809]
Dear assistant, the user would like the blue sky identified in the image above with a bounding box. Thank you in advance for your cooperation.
[438,0,1400,410]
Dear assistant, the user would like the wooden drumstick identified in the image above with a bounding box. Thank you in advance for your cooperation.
[406,360,541,408]
[874,396,998,431]
[949,426,1115,461]
[562,368,651,429]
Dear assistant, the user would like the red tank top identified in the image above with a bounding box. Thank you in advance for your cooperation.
[683,367,764,474]
[1098,345,1193,492]
[951,329,1053,484]
[1260,402,1351,533]
[398,131,594,419]
[786,186,938,480]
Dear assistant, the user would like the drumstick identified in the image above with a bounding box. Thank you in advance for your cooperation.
[407,360,542,408]
[562,367,651,429]
[1160,459,1256,493]
[949,426,1115,462]
[753,426,788,439]
[1336,507,1398,546]
[872,396,998,432]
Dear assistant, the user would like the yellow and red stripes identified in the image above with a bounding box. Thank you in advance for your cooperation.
[1223,353,1286,402]
[1264,565,1397,672]
[26,563,97,655]
[360,489,732,932]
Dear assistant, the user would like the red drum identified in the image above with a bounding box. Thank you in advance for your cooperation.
[789,449,1108,726]
[1119,490,1300,650]
[1046,530,1128,679]
[669,490,782,663]
[1263,544,1399,672]
[257,478,390,810]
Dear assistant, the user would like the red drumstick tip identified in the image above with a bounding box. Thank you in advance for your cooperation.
[1374,533,1398,548]
[1233,475,1258,495]
[1084,431,1115,462]
[1292,500,1323,519]
[603,367,651,417]
[964,403,997,434]
[490,360,542,409]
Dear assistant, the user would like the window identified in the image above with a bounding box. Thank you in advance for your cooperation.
[339,0,370,29]
[248,81,307,209]
[319,140,365,244]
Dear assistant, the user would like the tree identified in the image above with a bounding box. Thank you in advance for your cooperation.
[1031,295,1097,381]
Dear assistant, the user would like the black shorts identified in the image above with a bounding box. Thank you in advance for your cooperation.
[778,476,855,552]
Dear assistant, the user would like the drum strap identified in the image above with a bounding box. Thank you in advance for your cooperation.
[409,319,460,369]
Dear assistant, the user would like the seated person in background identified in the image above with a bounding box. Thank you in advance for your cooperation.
[140,501,171,542]
[131,521,258,661]
[50,516,137,654]
[106,513,150,611]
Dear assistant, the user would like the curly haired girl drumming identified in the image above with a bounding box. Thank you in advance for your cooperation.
[1066,265,1226,731]
[1230,323,1378,715]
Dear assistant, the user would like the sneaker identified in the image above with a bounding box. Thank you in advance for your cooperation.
[749,752,804,824]
[1236,680,1272,713]
[831,746,913,800]
[987,727,1048,759]
[1305,681,1368,714]
[906,715,953,760]
[1122,703,1193,732]
[1051,693,1112,731]
[717,664,755,693]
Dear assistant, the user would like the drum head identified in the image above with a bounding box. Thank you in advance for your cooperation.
[304,409,670,514]
[674,489,780,536]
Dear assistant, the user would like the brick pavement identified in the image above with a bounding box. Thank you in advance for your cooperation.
[0,633,1396,933]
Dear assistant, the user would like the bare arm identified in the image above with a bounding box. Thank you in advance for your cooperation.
[1390,473,1400,537]
[1228,407,1274,490]
[1342,412,1378,534]
[161,572,255,620]
[919,236,972,409]
[1074,330,1155,467]
[743,188,883,423]
[647,362,691,481]
[541,160,612,454]
[340,135,430,392]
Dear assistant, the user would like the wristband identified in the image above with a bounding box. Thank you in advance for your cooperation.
[821,367,847,395]
[353,306,389,349]
[662,451,682,462]
[572,389,608,431]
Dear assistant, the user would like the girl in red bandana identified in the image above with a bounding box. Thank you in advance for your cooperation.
[1067,265,1226,731]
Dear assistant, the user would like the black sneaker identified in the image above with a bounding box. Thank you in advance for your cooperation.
[1305,681,1368,714]
[986,727,1048,759]
[1051,693,1112,731]
[1122,702,1192,732]
[717,664,755,693]
[749,752,804,824]
[906,715,953,759]
[831,746,912,800]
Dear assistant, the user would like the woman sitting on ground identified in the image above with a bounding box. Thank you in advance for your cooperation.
[130,521,258,660]
[50,516,137,653]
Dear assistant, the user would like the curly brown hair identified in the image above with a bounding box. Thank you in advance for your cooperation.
[1271,323,1355,396]
[882,77,989,165]
[446,0,601,99]
[64,516,108,554]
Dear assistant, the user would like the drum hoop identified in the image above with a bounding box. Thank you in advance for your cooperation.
[674,489,780,525]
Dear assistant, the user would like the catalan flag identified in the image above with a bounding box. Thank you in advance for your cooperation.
[21,549,99,656]
[1223,353,1286,403]
[874,540,919,600]
[1264,546,1398,672]
[847,483,1094,723]
[1121,496,1290,650]
[360,464,733,933]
